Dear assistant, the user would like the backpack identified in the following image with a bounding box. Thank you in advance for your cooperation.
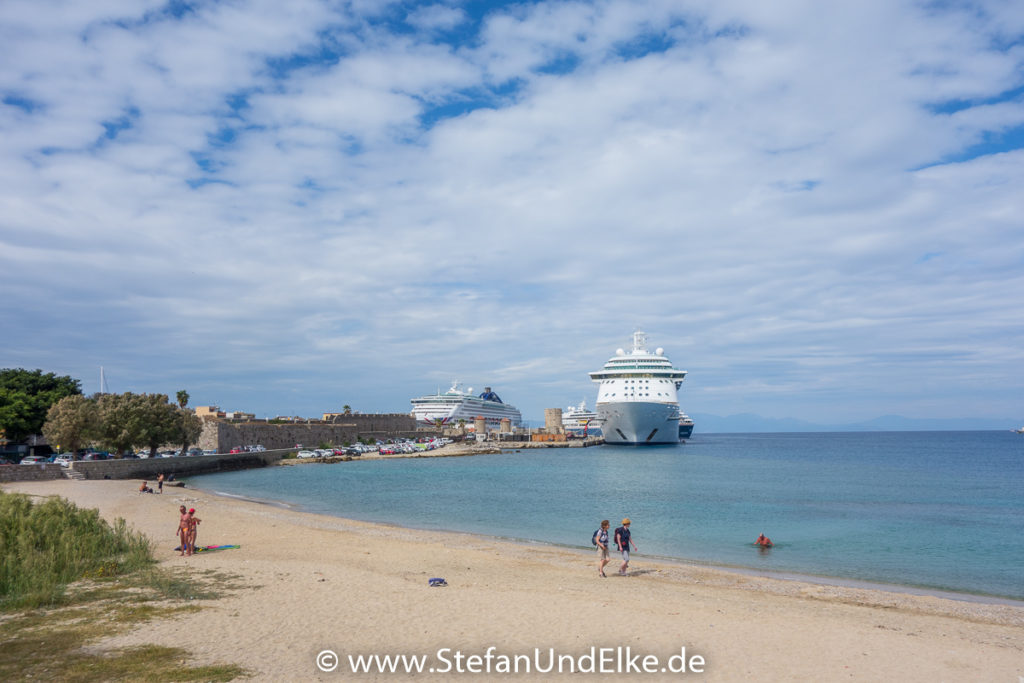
[592,529,599,546]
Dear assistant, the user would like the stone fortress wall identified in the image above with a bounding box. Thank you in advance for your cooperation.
[197,413,425,452]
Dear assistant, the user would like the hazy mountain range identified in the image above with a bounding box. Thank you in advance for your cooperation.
[688,414,1022,433]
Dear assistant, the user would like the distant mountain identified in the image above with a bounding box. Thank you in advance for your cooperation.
[689,413,1021,433]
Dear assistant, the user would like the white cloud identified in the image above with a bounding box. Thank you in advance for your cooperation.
[1,0,1022,424]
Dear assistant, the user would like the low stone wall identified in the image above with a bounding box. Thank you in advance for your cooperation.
[0,464,66,483]
[69,450,289,481]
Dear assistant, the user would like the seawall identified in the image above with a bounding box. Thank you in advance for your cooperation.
[0,464,65,483]
[69,450,289,481]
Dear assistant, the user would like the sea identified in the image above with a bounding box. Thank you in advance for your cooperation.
[186,431,1024,601]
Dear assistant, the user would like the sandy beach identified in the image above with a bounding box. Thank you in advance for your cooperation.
[4,478,1022,682]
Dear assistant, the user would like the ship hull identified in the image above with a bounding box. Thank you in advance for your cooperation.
[598,402,680,445]
[679,422,694,440]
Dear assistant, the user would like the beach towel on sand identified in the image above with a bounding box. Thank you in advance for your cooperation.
[173,544,241,552]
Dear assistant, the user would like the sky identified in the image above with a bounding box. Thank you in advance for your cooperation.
[2,0,1023,427]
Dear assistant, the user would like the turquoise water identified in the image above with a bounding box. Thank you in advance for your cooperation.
[187,431,1024,600]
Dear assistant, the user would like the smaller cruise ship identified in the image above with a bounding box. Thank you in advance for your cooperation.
[678,411,695,439]
[411,382,523,430]
[563,399,602,436]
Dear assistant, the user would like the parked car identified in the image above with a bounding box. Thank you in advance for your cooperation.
[296,450,316,458]
[202,449,217,456]
[54,454,74,467]
[20,455,48,465]
[187,448,203,457]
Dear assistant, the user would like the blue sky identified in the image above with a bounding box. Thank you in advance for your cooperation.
[2,0,1023,426]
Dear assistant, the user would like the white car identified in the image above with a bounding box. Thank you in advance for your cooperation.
[54,454,74,467]
[296,450,316,458]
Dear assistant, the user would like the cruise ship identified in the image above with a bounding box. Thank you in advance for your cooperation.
[410,382,523,430]
[589,331,689,445]
[563,399,602,436]
[678,411,695,440]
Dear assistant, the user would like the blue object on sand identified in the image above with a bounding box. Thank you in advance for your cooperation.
[428,577,448,587]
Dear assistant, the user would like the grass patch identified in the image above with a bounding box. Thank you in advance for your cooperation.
[0,490,250,680]
[0,569,250,681]
[0,490,153,610]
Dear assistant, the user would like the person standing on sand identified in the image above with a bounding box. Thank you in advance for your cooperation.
[157,473,164,494]
[186,508,201,555]
[596,520,611,577]
[615,518,637,575]
[177,505,189,555]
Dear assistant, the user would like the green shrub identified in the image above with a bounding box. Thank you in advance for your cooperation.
[0,490,154,610]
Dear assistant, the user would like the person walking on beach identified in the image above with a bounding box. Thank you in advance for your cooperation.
[596,520,611,577]
[615,518,637,575]
[157,473,164,494]
[186,508,201,555]
[177,505,189,555]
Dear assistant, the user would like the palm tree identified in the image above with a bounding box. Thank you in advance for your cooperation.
[176,390,190,409]
[342,405,351,415]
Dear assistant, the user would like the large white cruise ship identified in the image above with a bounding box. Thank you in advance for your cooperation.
[410,382,523,430]
[589,331,688,445]
[563,399,602,436]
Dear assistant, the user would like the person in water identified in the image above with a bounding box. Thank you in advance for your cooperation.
[754,533,773,548]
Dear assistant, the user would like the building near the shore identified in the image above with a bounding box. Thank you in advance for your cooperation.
[195,406,225,420]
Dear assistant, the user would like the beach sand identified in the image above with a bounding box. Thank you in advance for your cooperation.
[4,479,1022,681]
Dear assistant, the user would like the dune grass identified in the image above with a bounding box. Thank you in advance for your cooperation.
[0,490,154,609]
[0,489,249,680]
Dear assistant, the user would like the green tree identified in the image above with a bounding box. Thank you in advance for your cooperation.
[42,395,98,455]
[0,369,82,443]
[176,390,189,409]
[135,394,181,458]
[342,405,352,415]
[174,407,202,456]
[95,393,143,455]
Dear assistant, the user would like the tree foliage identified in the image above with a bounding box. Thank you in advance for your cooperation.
[176,390,189,409]
[0,369,82,443]
[174,408,203,455]
[136,395,181,457]
[41,395,98,455]
[40,388,200,457]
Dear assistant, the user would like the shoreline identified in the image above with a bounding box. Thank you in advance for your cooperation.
[3,479,1022,681]
[188,479,1024,608]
